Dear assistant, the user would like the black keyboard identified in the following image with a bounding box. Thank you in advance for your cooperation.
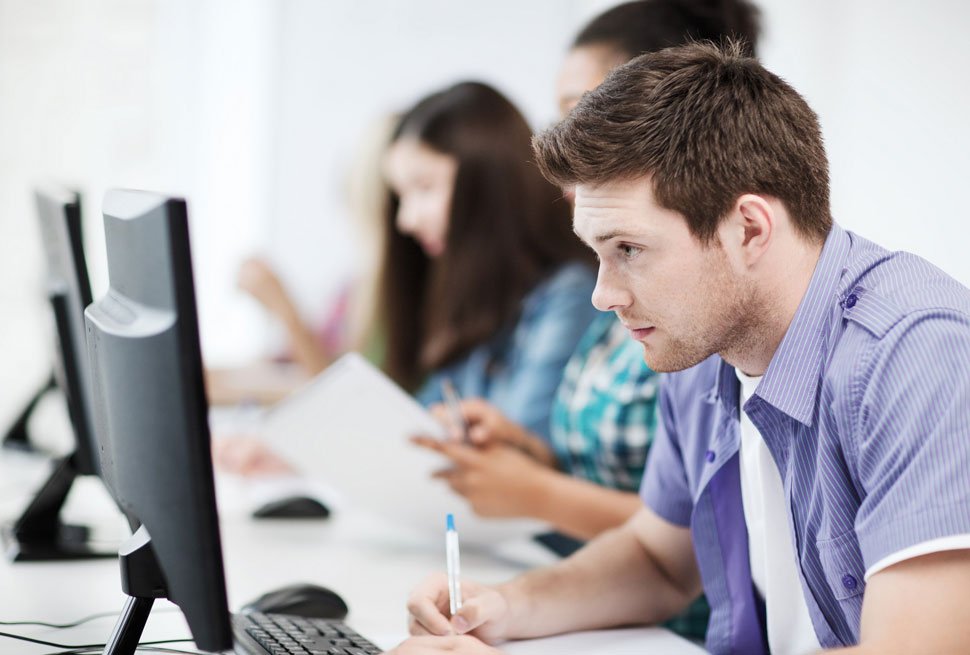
[234,611,382,655]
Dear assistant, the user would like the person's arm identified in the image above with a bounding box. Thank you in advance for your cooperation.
[412,438,641,539]
[490,265,597,439]
[821,550,970,654]
[528,470,644,540]
[499,507,702,638]
[237,257,332,375]
[275,302,332,375]
[405,506,702,644]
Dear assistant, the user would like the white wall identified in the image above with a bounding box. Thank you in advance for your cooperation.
[756,0,970,286]
[2,0,969,424]
[266,0,585,347]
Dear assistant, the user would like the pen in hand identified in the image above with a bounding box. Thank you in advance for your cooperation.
[441,378,469,443]
[446,513,463,617]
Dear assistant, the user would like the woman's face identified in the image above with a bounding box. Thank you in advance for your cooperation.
[554,44,628,202]
[555,44,627,118]
[384,138,458,258]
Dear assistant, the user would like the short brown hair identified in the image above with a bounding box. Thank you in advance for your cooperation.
[533,41,832,244]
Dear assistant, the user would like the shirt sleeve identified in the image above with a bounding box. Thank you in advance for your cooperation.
[639,375,694,527]
[490,265,598,440]
[852,311,970,570]
[865,534,970,580]
[414,371,444,406]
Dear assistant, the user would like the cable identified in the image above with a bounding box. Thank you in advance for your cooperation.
[44,640,212,655]
[42,647,211,655]
[0,606,182,629]
[0,630,103,649]
[0,630,193,649]
[0,607,182,630]
[0,610,118,629]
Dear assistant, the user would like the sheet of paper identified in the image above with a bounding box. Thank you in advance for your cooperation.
[258,352,547,544]
[502,627,707,654]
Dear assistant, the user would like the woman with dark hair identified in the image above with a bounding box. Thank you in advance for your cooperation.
[381,81,597,438]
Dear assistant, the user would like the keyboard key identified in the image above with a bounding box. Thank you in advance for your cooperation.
[235,612,380,655]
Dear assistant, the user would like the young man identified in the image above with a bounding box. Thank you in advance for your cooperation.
[386,42,970,655]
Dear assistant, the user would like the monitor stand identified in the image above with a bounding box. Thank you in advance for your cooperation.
[2,372,56,454]
[102,525,168,655]
[1,454,116,561]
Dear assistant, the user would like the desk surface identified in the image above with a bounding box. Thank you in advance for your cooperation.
[0,450,706,654]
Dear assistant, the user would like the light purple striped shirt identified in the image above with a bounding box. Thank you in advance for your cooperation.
[640,225,970,653]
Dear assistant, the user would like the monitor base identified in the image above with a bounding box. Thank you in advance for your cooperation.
[1,373,56,454]
[1,521,116,562]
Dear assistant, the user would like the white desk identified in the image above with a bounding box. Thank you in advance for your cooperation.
[0,450,706,654]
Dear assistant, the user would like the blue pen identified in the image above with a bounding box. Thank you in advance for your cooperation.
[446,513,463,615]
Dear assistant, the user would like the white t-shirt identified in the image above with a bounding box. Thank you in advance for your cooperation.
[736,369,970,654]
[737,369,821,655]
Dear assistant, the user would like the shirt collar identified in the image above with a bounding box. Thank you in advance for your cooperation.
[754,224,851,426]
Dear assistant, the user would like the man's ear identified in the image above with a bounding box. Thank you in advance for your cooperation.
[728,193,774,267]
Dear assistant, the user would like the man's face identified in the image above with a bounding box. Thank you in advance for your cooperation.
[573,177,754,373]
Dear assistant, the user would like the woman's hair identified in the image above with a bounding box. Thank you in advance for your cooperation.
[343,113,397,357]
[573,0,761,58]
[379,81,591,390]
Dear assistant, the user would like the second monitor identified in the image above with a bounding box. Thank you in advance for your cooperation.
[85,189,382,655]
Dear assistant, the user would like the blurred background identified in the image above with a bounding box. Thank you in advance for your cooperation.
[2,0,969,421]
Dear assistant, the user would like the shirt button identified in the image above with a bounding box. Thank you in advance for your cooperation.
[841,574,857,591]
[845,293,858,309]
[705,450,716,463]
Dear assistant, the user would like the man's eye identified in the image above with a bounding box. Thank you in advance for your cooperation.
[619,244,641,259]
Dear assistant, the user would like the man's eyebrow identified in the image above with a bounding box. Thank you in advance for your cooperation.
[572,226,636,244]
[592,229,633,244]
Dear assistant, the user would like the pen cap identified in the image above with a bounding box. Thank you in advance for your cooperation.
[447,513,455,531]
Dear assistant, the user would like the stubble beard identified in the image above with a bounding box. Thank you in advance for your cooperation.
[640,250,767,374]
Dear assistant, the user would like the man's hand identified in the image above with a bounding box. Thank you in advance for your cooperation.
[406,573,513,645]
[411,438,551,518]
[384,635,503,654]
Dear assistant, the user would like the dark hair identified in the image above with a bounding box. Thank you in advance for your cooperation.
[380,81,591,390]
[573,0,760,58]
[533,41,832,245]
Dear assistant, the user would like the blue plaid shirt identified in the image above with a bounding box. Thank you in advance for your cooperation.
[418,263,597,440]
[550,311,657,492]
[641,225,970,653]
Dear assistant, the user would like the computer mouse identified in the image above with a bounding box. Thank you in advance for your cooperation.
[242,583,349,620]
[251,495,330,519]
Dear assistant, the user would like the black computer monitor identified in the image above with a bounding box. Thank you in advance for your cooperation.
[1,186,116,562]
[84,189,232,654]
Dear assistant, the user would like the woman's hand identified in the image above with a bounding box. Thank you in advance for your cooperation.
[428,399,555,467]
[411,438,552,518]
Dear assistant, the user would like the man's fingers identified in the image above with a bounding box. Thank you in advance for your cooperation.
[406,575,454,637]
[451,590,503,635]
[407,616,439,637]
